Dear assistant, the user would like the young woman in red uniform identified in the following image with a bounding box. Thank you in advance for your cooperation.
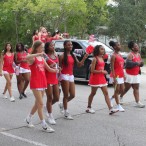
[44,42,60,125]
[25,40,58,132]
[86,45,118,115]
[32,29,39,44]
[15,43,30,99]
[0,43,15,102]
[120,41,145,108]
[109,41,125,112]
[38,27,47,43]
[59,40,88,120]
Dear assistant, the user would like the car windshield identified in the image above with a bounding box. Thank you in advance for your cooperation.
[81,40,113,53]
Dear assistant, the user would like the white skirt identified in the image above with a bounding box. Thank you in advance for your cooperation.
[19,67,31,74]
[109,77,124,84]
[125,73,140,84]
[89,83,108,87]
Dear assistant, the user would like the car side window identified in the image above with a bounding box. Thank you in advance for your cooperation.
[72,42,84,56]
[54,41,64,52]
[72,42,82,51]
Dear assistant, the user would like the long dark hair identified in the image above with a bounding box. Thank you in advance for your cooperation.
[44,42,53,54]
[93,45,102,57]
[16,43,24,52]
[3,43,13,55]
[63,40,76,66]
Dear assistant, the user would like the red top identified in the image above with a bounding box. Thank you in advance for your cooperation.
[3,53,14,73]
[16,52,30,69]
[61,55,74,75]
[45,55,59,85]
[46,37,53,43]
[33,35,39,42]
[41,34,46,43]
[110,53,124,78]
[126,52,141,75]
[30,57,47,89]
[89,57,107,85]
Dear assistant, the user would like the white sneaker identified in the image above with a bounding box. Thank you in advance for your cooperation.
[119,97,124,105]
[117,104,125,112]
[48,116,56,125]
[136,101,145,108]
[64,111,73,120]
[25,117,34,128]
[110,96,114,107]
[2,94,7,99]
[109,108,119,115]
[86,108,95,114]
[10,96,15,102]
[42,123,55,133]
[58,102,64,113]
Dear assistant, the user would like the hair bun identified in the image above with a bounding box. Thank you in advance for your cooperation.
[109,41,115,47]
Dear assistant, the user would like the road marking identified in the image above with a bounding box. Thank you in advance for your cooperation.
[1,132,48,146]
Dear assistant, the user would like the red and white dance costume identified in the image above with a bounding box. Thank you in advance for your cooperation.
[30,57,47,90]
[3,53,15,74]
[45,55,59,85]
[89,57,107,87]
[59,55,74,82]
[125,52,141,84]
[16,52,30,73]
[109,53,125,84]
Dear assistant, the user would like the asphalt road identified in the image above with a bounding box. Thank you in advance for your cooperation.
[0,73,146,146]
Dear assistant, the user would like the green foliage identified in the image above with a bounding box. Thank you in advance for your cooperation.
[0,0,108,49]
[108,0,146,44]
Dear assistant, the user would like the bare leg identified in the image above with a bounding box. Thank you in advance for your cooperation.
[31,90,44,120]
[67,82,75,102]
[61,80,69,110]
[87,87,98,108]
[101,86,112,109]
[4,74,13,97]
[120,82,131,98]
[131,84,139,103]
[21,72,30,93]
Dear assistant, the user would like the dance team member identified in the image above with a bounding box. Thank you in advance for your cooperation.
[120,41,145,108]
[44,42,60,125]
[0,43,15,102]
[86,45,118,115]
[109,41,125,111]
[15,43,30,99]
[25,40,58,132]
[59,40,88,120]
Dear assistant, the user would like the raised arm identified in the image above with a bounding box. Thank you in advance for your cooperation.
[75,53,88,67]
[26,53,43,65]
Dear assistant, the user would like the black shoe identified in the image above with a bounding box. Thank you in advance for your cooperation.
[19,94,23,99]
[22,93,27,98]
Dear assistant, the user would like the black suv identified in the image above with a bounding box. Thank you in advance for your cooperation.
[52,39,127,82]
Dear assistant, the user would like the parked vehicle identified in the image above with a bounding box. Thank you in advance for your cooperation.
[52,39,128,83]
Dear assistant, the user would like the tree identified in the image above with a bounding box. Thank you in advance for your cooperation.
[108,0,146,45]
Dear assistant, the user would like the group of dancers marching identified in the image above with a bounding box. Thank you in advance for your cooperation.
[0,37,145,133]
